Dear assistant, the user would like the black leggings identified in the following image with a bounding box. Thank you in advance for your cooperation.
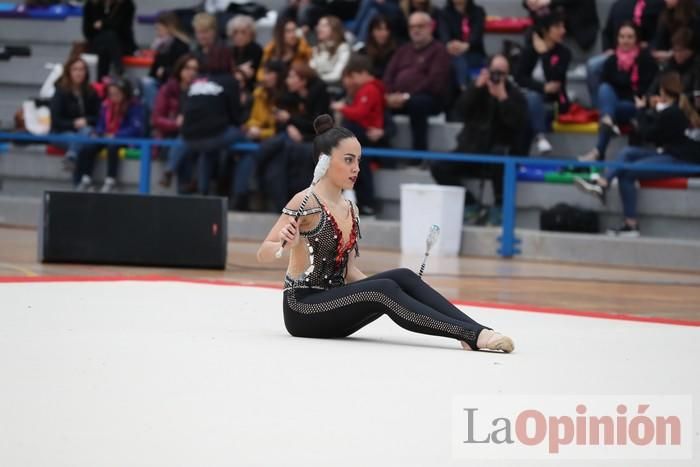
[283,268,489,348]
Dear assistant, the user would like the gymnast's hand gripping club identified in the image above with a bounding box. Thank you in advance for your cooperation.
[275,153,332,258]
[418,224,440,278]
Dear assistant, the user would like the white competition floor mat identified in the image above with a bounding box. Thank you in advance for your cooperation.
[1,279,698,467]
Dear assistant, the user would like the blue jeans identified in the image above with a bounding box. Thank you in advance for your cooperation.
[525,90,548,134]
[184,126,245,195]
[596,83,636,157]
[586,53,608,107]
[452,53,485,89]
[56,126,93,159]
[606,146,689,220]
[351,0,401,42]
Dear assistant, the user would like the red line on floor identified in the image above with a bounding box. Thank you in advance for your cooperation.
[1,275,699,327]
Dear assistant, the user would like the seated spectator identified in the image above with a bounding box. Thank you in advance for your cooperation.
[357,15,399,78]
[153,54,199,189]
[438,0,486,91]
[398,0,440,40]
[181,70,245,196]
[586,0,664,106]
[350,0,403,43]
[74,78,144,192]
[331,54,387,215]
[227,15,263,94]
[192,12,234,76]
[652,0,700,63]
[580,22,658,162]
[257,17,312,82]
[648,28,700,107]
[383,11,450,151]
[141,12,191,117]
[522,0,600,51]
[514,10,571,155]
[309,16,352,89]
[430,54,527,223]
[575,71,700,236]
[82,0,137,79]
[49,56,101,171]
[244,60,286,142]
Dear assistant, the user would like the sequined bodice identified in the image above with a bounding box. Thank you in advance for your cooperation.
[283,193,360,291]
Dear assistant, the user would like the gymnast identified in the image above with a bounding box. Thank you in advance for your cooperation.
[256,114,514,352]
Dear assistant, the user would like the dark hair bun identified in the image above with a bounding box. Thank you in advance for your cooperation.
[313,114,335,135]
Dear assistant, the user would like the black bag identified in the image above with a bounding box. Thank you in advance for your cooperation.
[540,203,599,233]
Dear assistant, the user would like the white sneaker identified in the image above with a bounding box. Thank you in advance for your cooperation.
[100,177,116,193]
[536,136,552,154]
[578,148,600,162]
[76,175,92,191]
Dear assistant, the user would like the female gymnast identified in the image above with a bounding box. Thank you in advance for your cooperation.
[256,114,515,352]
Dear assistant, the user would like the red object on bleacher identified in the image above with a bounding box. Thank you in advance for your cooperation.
[639,178,689,190]
[46,145,66,156]
[558,103,599,124]
[122,50,155,68]
[485,17,533,33]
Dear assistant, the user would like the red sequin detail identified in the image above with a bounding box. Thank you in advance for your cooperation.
[324,206,358,270]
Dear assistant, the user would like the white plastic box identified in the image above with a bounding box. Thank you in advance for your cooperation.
[400,184,465,256]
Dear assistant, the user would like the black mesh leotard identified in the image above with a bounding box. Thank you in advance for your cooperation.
[282,192,489,348]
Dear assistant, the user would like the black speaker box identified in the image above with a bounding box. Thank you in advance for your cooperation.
[39,191,228,269]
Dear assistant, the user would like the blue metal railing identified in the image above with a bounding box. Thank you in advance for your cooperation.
[2,131,699,258]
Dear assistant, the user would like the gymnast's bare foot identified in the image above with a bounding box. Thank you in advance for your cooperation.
[460,330,514,353]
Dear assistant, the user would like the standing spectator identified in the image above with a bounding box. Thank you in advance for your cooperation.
[648,28,700,108]
[50,56,101,171]
[192,12,234,76]
[227,15,263,94]
[575,71,700,236]
[74,78,144,192]
[257,18,312,82]
[357,15,399,78]
[82,0,136,79]
[653,0,700,63]
[438,0,486,91]
[586,0,664,106]
[331,55,386,215]
[309,16,352,89]
[514,10,571,155]
[383,11,450,151]
[431,54,527,222]
[580,22,658,162]
[351,0,403,43]
[153,54,199,189]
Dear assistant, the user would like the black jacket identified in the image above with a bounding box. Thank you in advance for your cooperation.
[601,48,658,100]
[654,6,700,52]
[523,0,599,50]
[276,77,330,141]
[648,55,700,104]
[454,79,527,154]
[82,0,137,55]
[515,41,572,111]
[601,0,665,50]
[49,86,101,133]
[438,1,485,58]
[181,75,240,140]
[638,103,699,162]
[232,41,264,91]
[149,37,190,83]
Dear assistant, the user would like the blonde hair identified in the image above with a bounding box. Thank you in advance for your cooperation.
[156,11,191,45]
[192,12,217,32]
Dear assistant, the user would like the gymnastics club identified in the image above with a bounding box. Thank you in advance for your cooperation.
[275,153,331,258]
[418,224,440,278]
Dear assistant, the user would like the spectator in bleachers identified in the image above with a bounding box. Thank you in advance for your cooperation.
[192,12,234,76]
[438,0,486,92]
[399,0,440,40]
[357,15,399,79]
[522,1,599,51]
[309,16,352,90]
[514,10,571,155]
[383,11,450,152]
[181,69,245,196]
[350,0,403,43]
[256,62,330,210]
[431,54,527,223]
[575,71,700,236]
[652,0,700,63]
[227,15,263,95]
[331,54,386,215]
[648,28,700,109]
[82,0,137,80]
[74,78,144,193]
[256,17,312,82]
[50,56,101,171]
[586,0,665,106]
[140,12,191,121]
[153,54,199,190]
[579,22,658,162]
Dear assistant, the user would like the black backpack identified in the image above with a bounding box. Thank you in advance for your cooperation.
[540,203,599,233]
